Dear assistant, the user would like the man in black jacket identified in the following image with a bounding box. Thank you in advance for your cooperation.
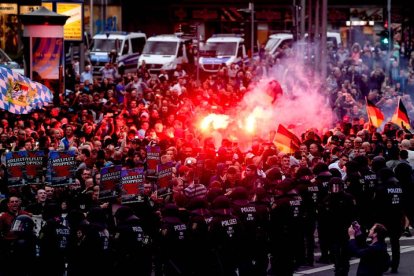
[348,222,390,276]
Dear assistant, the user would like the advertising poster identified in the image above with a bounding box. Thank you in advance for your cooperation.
[32,37,63,80]
[146,145,160,175]
[57,3,83,41]
[25,150,45,185]
[99,165,121,200]
[47,150,76,186]
[120,168,145,204]
[6,151,27,187]
[157,162,173,188]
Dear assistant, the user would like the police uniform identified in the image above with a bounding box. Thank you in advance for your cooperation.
[113,206,152,276]
[373,168,404,273]
[38,205,71,276]
[269,178,304,275]
[208,195,242,276]
[321,177,356,276]
[158,203,190,276]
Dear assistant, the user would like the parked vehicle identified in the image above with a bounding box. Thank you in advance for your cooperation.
[90,31,146,76]
[198,34,248,73]
[0,48,24,75]
[138,34,193,74]
[265,31,342,62]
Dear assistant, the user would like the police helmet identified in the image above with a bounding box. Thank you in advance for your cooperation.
[11,214,34,233]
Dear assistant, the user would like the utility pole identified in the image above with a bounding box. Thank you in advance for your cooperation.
[196,23,200,85]
[250,2,254,63]
[320,0,327,81]
[300,0,306,39]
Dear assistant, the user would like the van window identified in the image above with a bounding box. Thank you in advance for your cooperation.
[122,41,129,55]
[131,37,146,54]
[143,41,178,55]
[237,45,243,58]
[178,42,184,57]
[93,39,118,52]
[204,42,237,56]
[265,38,281,52]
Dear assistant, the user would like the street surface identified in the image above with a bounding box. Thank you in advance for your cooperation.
[295,235,414,275]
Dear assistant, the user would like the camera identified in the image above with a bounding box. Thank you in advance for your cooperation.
[352,221,362,236]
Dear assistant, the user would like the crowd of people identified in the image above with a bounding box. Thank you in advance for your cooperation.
[0,38,414,276]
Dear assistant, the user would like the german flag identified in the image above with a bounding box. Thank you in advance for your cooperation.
[273,124,301,154]
[391,98,411,129]
[365,98,384,128]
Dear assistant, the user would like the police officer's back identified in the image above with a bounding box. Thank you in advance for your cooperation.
[113,205,152,276]
[208,195,242,276]
[373,167,404,273]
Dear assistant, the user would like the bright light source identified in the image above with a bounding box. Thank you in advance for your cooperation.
[369,21,375,26]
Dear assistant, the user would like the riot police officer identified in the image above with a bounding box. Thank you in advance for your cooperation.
[208,195,242,276]
[373,167,404,273]
[38,204,70,276]
[7,214,37,276]
[321,177,356,276]
[157,203,190,276]
[269,178,304,275]
[113,205,152,276]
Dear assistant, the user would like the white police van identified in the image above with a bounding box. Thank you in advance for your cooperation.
[265,32,342,62]
[198,34,248,73]
[138,34,193,74]
[90,31,146,76]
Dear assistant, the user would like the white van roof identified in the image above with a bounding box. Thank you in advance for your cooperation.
[207,34,244,43]
[93,31,146,40]
[268,33,293,40]
[147,34,188,42]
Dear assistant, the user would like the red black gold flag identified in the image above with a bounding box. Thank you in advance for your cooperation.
[391,98,411,129]
[273,124,301,154]
[365,98,384,128]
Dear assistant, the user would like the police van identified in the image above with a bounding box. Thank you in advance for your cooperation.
[137,34,193,74]
[90,31,146,76]
[265,32,342,62]
[198,34,248,73]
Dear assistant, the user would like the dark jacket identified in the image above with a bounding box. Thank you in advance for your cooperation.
[349,239,390,276]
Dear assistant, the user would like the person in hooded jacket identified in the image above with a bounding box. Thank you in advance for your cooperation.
[372,167,404,273]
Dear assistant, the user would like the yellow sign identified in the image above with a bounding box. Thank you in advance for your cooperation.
[57,3,83,41]
[42,2,53,11]
[0,4,17,15]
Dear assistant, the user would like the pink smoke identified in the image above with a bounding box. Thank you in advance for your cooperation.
[196,56,334,151]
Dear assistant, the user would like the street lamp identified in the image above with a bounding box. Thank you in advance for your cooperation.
[239,2,255,63]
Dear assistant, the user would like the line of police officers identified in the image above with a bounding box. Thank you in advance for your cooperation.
[0,153,407,276]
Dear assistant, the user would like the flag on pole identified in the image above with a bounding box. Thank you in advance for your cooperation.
[273,124,301,154]
[365,98,384,128]
[391,98,411,129]
[0,67,53,114]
